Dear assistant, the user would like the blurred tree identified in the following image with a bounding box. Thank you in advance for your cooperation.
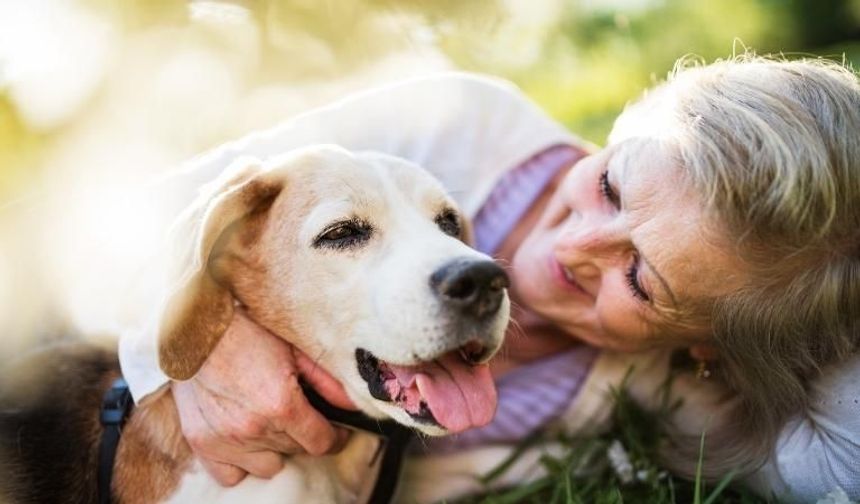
[784,0,860,48]
[2,0,859,193]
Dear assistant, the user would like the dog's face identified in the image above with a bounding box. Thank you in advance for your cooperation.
[157,146,510,435]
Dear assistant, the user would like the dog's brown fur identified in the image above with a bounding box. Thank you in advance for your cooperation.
[0,341,193,504]
[0,342,112,503]
[113,391,190,504]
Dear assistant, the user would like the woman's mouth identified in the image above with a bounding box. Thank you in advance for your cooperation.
[549,257,589,297]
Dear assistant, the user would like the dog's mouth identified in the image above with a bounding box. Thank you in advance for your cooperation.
[356,344,497,433]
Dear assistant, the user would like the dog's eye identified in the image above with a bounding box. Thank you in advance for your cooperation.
[314,220,373,249]
[435,210,461,238]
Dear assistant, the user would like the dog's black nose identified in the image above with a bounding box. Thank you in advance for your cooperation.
[430,258,509,319]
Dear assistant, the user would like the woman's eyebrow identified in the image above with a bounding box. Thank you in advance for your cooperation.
[640,252,678,308]
[614,154,678,308]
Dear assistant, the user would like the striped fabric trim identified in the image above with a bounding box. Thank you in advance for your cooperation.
[422,144,599,454]
[472,144,583,255]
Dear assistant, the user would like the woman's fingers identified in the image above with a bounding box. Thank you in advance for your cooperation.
[223,449,285,480]
[262,372,347,456]
[200,460,247,487]
[171,309,357,487]
[196,443,285,481]
[188,368,344,457]
[174,380,248,484]
[294,348,357,411]
[173,380,289,480]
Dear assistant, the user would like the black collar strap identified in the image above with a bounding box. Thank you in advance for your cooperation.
[302,384,414,504]
[99,377,135,504]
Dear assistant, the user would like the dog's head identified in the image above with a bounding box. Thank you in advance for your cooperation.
[157,145,510,435]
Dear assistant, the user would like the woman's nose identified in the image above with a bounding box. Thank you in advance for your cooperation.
[554,214,629,273]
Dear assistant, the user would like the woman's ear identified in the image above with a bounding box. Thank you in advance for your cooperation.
[158,158,283,380]
[689,343,720,362]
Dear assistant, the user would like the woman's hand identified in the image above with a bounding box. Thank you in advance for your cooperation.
[171,309,356,486]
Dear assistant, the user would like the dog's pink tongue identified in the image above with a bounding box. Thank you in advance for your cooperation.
[389,352,497,433]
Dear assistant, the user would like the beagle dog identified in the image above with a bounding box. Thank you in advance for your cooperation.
[0,145,510,503]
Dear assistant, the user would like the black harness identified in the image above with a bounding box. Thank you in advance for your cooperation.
[98,378,134,504]
[98,379,413,504]
[302,385,414,504]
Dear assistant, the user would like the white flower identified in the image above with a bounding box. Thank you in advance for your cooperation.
[607,439,634,484]
[815,488,855,504]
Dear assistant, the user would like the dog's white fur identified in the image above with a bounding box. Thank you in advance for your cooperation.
[140,145,510,503]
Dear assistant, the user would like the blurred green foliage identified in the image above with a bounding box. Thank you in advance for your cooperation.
[1,0,858,195]
[480,0,860,143]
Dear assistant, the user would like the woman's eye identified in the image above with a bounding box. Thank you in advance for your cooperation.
[599,170,620,208]
[625,258,650,302]
[314,220,373,249]
[435,210,461,238]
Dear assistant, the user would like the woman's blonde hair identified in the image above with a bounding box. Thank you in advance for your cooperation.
[612,54,860,478]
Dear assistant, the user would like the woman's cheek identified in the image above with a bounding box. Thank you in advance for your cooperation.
[593,290,650,351]
[512,237,543,286]
[545,199,573,229]
[511,233,555,304]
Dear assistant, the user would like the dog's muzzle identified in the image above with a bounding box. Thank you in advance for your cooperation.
[355,257,509,434]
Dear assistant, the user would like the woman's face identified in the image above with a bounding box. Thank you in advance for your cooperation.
[511,139,744,352]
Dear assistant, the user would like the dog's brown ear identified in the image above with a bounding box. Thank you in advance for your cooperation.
[158,158,282,380]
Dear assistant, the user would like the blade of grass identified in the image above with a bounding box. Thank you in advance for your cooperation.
[549,480,564,504]
[486,476,553,504]
[668,474,676,504]
[564,460,574,503]
[693,429,707,504]
[703,468,738,504]
[479,433,542,485]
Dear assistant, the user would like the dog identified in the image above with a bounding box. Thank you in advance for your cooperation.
[0,145,511,503]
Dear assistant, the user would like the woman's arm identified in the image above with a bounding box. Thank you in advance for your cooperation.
[118,71,575,484]
[121,71,573,402]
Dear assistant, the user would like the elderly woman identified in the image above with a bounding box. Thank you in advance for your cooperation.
[120,55,860,502]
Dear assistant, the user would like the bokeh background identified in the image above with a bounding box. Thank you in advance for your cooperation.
[1,0,859,353]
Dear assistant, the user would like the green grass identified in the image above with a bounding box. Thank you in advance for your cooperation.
[445,382,771,504]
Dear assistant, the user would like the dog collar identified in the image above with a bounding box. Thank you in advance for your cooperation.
[302,384,414,504]
[98,377,135,504]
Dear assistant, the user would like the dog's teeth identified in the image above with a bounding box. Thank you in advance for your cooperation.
[563,266,575,282]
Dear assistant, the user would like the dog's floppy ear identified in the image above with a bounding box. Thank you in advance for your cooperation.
[158,157,282,380]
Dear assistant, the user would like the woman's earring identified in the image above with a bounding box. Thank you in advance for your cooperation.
[690,343,717,381]
[696,360,712,380]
